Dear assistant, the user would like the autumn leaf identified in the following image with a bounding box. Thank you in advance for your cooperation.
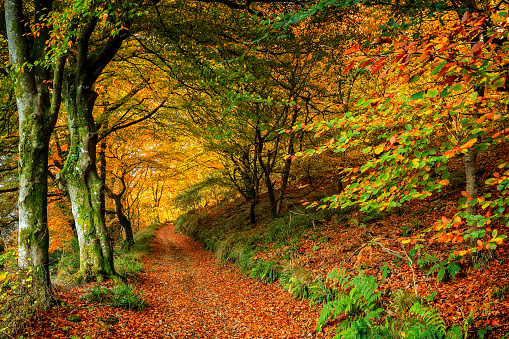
[343,44,360,56]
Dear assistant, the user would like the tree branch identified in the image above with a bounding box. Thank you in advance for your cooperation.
[87,28,130,84]
[98,100,167,141]
[0,187,18,194]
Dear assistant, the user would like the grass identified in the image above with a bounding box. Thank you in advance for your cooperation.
[83,283,146,311]
[114,252,144,281]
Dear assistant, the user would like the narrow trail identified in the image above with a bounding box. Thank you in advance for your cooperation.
[138,224,323,338]
[27,224,330,338]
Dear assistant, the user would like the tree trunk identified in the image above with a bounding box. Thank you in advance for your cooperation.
[99,139,108,222]
[58,79,115,278]
[276,109,299,216]
[5,0,63,306]
[108,189,135,248]
[249,198,258,224]
[465,85,491,264]
[256,129,278,218]
[54,13,128,279]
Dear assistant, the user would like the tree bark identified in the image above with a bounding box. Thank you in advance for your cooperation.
[5,0,63,305]
[54,14,129,279]
[59,77,115,278]
[106,177,135,249]
[276,108,299,216]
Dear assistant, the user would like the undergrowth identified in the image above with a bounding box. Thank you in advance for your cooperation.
[55,223,161,283]
[84,283,146,310]
[175,203,470,338]
[0,252,51,339]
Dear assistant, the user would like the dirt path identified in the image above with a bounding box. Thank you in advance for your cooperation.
[138,224,323,338]
[26,224,329,338]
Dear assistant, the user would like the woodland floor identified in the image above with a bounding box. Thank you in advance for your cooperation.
[23,224,331,339]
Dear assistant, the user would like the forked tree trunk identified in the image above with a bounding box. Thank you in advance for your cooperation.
[106,180,135,249]
[58,78,115,278]
[54,14,128,279]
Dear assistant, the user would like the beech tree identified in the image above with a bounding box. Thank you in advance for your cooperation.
[284,0,509,260]
[4,0,64,303]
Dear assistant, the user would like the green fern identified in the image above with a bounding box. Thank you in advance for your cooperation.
[427,260,461,283]
[317,271,383,334]
[445,325,463,339]
[249,260,263,279]
[409,302,447,334]
[347,272,381,308]
[309,279,338,306]
[287,277,309,299]
[447,263,461,280]
[326,268,350,288]
[417,254,439,268]
[393,290,422,313]
[407,323,445,339]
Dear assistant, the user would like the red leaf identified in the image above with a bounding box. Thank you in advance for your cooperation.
[344,61,355,74]
[461,11,469,24]
[371,36,392,45]
[440,75,457,86]
[359,58,375,68]
[371,58,387,75]
[343,44,360,56]
[471,40,483,53]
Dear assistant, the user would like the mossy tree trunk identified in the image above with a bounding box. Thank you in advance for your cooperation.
[56,16,128,279]
[5,0,64,305]
[59,79,115,277]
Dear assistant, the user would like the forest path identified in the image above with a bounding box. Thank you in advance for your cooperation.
[26,223,329,338]
[138,224,324,338]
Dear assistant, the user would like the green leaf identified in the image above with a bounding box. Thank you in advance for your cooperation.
[410,91,426,101]
[427,89,439,98]
[431,61,447,76]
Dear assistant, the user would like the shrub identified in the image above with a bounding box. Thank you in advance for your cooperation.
[83,283,145,311]
[84,284,109,303]
[1,252,51,338]
[317,269,464,338]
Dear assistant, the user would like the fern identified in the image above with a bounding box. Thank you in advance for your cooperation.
[347,272,380,308]
[407,323,445,339]
[249,261,263,279]
[409,302,446,334]
[259,261,280,283]
[393,290,422,313]
[417,254,439,268]
[287,277,309,299]
[326,268,350,288]
[309,279,337,306]
[447,263,461,280]
[317,271,383,335]
[427,260,461,283]
[317,300,346,332]
[445,325,463,339]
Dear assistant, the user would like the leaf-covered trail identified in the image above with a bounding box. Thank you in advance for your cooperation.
[141,224,323,338]
[26,224,329,338]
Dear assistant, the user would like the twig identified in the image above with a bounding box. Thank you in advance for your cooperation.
[356,238,419,294]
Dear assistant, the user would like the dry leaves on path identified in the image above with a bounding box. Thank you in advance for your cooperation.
[24,224,330,339]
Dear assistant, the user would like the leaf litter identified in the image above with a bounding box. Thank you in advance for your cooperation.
[23,225,331,338]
